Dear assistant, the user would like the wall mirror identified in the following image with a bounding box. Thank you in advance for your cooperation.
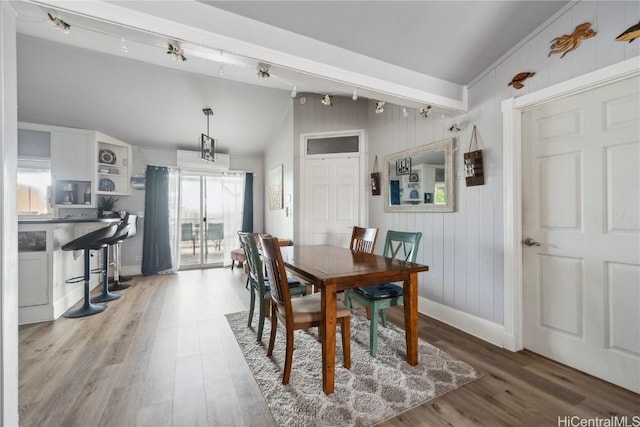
[384,138,455,212]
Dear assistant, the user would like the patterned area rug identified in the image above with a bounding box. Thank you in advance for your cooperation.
[225,309,481,426]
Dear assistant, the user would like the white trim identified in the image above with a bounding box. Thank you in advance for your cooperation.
[419,297,505,348]
[501,57,640,353]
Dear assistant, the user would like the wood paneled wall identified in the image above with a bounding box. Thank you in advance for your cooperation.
[265,0,640,331]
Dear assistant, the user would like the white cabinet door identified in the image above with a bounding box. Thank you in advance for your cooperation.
[51,131,93,181]
[18,252,49,307]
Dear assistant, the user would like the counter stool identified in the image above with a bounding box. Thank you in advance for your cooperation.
[62,223,119,318]
[109,213,137,292]
[112,213,138,285]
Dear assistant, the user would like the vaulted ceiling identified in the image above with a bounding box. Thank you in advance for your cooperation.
[14,1,568,155]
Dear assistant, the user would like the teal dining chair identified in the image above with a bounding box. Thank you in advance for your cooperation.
[343,230,422,357]
[239,232,306,342]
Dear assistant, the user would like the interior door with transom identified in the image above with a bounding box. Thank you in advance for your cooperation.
[300,131,364,247]
[521,76,640,392]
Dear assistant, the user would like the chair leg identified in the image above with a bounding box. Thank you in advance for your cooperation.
[343,290,352,308]
[341,317,351,369]
[283,326,294,385]
[231,261,235,271]
[369,306,379,357]
[257,296,266,342]
[267,305,277,357]
[248,285,256,327]
[381,307,387,328]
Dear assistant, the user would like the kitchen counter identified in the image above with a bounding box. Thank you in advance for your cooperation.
[19,216,121,224]
[18,218,120,324]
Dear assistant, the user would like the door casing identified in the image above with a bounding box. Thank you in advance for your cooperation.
[501,57,640,352]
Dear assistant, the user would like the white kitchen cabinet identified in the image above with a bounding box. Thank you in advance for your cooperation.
[51,130,94,181]
[95,132,132,196]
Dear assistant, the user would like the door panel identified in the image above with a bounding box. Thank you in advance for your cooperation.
[302,157,360,247]
[522,76,640,393]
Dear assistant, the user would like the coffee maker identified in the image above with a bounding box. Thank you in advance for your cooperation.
[61,183,76,204]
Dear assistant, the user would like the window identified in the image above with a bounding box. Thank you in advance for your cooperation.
[18,159,51,215]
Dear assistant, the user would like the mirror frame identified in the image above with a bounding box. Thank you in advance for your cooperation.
[383,138,456,213]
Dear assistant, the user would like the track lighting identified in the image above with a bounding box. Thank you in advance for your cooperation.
[218,65,224,76]
[352,89,358,101]
[291,86,297,98]
[419,105,432,118]
[120,36,128,53]
[402,108,409,117]
[375,101,385,114]
[321,95,333,106]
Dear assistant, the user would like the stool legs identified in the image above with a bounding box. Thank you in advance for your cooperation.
[64,250,107,318]
[91,246,122,303]
[109,242,131,291]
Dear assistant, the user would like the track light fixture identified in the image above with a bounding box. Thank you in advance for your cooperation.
[291,86,297,98]
[375,101,385,114]
[352,89,358,101]
[321,94,333,106]
[402,108,409,117]
[419,105,432,118]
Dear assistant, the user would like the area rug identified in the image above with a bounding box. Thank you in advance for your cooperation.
[225,309,481,427]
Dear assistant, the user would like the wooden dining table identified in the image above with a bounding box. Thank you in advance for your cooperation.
[279,245,429,394]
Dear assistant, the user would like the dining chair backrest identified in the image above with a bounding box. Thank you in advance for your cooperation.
[350,226,379,254]
[383,230,422,263]
[259,235,291,313]
[238,231,265,288]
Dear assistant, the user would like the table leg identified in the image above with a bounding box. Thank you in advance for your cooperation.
[404,272,419,365]
[321,283,337,394]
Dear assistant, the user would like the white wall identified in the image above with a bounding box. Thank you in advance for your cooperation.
[371,0,640,329]
[264,106,294,239]
[263,0,640,343]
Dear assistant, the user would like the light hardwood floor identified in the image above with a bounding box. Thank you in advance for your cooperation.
[19,268,639,426]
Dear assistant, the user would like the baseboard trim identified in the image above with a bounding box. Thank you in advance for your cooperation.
[418,297,506,348]
[121,265,141,277]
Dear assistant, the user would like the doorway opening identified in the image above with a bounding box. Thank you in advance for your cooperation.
[179,172,244,269]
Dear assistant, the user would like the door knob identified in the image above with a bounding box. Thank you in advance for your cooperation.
[523,237,541,247]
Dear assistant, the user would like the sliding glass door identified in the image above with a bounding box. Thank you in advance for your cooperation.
[179,172,244,268]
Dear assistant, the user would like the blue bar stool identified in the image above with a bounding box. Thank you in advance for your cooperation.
[62,223,119,318]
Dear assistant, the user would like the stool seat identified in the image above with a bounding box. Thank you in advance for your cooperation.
[62,223,119,318]
[62,224,118,251]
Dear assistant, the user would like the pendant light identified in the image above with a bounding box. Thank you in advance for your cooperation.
[201,108,215,163]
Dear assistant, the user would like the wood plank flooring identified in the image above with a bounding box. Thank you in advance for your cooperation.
[19,268,639,426]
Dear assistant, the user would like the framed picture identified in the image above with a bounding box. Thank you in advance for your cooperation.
[409,172,419,182]
[396,157,411,175]
[268,164,284,210]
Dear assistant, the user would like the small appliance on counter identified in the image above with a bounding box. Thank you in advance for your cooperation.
[61,183,76,204]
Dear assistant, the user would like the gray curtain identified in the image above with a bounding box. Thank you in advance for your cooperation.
[142,165,174,275]
[241,172,253,232]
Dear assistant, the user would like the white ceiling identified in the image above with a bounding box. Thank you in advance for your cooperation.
[205,1,568,86]
[14,0,568,156]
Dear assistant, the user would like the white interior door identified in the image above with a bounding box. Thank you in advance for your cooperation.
[522,76,640,392]
[301,157,360,247]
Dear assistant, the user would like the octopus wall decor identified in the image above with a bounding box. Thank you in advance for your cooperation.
[548,22,597,58]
